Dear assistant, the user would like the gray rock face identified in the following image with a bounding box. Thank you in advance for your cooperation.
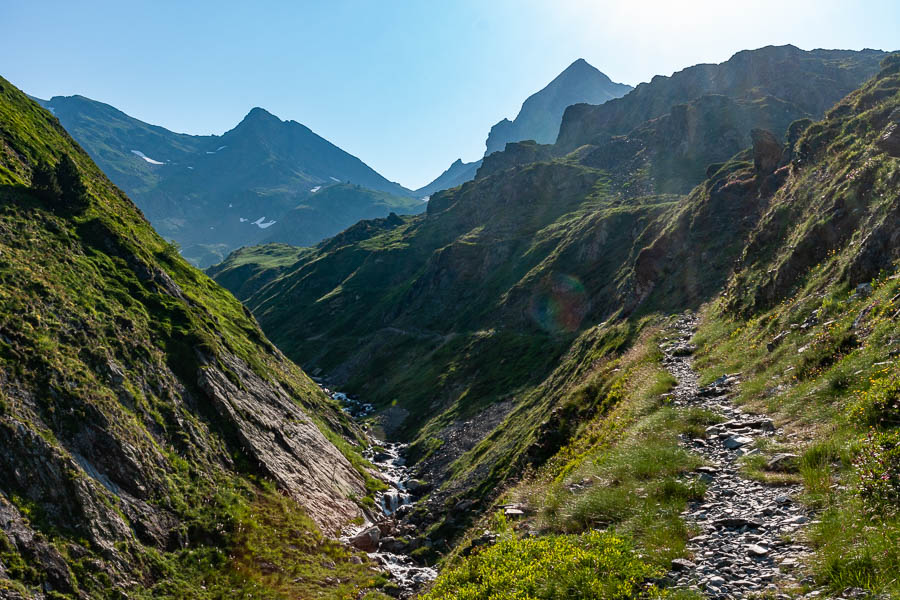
[484,58,631,155]
[197,351,366,533]
[751,128,783,174]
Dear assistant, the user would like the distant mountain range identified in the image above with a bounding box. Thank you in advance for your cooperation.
[34,95,424,266]
[416,58,631,196]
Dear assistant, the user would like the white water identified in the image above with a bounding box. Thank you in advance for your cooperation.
[322,387,437,594]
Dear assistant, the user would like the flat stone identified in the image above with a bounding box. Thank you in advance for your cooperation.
[747,544,769,557]
[671,558,696,571]
[724,435,753,449]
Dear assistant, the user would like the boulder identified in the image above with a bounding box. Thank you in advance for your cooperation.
[404,479,432,495]
[349,526,381,552]
[751,128,783,174]
[378,536,409,554]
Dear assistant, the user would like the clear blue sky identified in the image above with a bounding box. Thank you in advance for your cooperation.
[2,0,898,189]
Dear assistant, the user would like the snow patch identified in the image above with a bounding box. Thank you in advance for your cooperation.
[239,218,248,223]
[252,216,277,229]
[330,176,341,182]
[310,186,321,193]
[187,166,194,170]
[205,145,228,155]
[131,150,165,165]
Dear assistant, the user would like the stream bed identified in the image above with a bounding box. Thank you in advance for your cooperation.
[324,388,438,597]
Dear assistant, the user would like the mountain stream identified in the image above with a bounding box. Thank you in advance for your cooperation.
[323,388,437,598]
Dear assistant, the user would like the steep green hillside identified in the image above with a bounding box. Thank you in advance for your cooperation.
[0,76,389,599]
[212,47,889,473]
[35,95,417,266]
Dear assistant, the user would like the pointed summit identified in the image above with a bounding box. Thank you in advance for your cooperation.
[484,59,631,155]
[236,106,282,128]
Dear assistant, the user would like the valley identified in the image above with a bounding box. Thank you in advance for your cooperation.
[1,14,899,599]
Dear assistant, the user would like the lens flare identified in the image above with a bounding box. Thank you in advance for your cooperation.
[529,273,590,333]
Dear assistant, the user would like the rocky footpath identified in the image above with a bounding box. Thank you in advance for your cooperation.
[662,315,817,599]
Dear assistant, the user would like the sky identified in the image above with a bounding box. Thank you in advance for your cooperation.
[2,1,898,189]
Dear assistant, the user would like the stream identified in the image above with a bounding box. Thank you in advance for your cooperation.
[323,388,438,597]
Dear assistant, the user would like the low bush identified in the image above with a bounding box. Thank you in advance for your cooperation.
[854,428,900,512]
[421,530,661,600]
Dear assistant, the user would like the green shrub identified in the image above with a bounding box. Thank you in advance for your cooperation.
[30,160,61,201]
[849,372,900,426]
[421,530,661,600]
[54,154,89,211]
[854,429,900,512]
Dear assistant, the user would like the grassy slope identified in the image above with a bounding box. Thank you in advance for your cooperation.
[0,76,388,599]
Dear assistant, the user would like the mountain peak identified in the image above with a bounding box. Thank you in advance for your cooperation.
[567,58,591,70]
[483,58,632,154]
[239,106,282,127]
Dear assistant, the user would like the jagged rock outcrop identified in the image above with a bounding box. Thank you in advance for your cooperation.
[751,129,783,174]
[557,46,888,152]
